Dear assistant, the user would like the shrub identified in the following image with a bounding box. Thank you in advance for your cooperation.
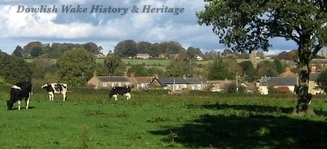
[275,86,292,94]
[0,76,5,84]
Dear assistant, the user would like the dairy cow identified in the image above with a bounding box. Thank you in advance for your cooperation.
[41,83,67,101]
[108,86,131,100]
[7,81,33,110]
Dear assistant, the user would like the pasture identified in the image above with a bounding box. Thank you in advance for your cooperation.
[1,85,327,149]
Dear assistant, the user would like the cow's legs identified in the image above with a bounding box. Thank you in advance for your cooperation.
[48,92,54,101]
[113,94,118,101]
[125,93,131,100]
[62,92,66,101]
[17,100,21,110]
[25,93,31,109]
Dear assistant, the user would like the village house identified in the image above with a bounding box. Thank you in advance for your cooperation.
[308,66,325,94]
[257,67,299,94]
[129,73,157,90]
[150,76,207,91]
[136,53,150,59]
[207,79,235,93]
[196,55,204,61]
[87,71,132,89]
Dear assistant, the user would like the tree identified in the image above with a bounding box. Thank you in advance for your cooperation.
[239,61,258,82]
[30,47,44,57]
[257,61,278,77]
[207,57,234,80]
[273,58,284,74]
[197,0,327,112]
[31,55,56,79]
[0,51,32,83]
[12,45,23,57]
[23,41,47,58]
[83,42,102,54]
[128,64,149,76]
[104,55,125,76]
[187,47,203,59]
[114,40,137,57]
[165,50,194,77]
[57,48,96,86]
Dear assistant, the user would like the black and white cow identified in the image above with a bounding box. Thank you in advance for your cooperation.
[41,83,68,101]
[108,86,131,101]
[7,81,33,110]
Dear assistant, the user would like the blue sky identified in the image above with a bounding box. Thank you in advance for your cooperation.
[0,0,298,55]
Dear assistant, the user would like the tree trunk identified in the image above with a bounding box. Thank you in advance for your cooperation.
[295,64,312,113]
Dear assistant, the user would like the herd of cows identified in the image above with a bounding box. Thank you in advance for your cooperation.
[6,80,132,110]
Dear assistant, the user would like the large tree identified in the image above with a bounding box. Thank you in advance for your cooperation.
[104,55,125,76]
[197,0,327,113]
[0,51,32,83]
[57,48,96,86]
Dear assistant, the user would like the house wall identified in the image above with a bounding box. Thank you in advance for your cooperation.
[188,84,203,90]
[308,80,324,94]
[166,84,187,91]
[101,82,131,88]
[258,85,295,95]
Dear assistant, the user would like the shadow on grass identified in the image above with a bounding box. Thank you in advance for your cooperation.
[149,103,327,149]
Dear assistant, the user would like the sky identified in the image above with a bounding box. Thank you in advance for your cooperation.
[0,0,298,55]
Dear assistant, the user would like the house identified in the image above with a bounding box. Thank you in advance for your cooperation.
[196,55,204,61]
[308,66,324,94]
[277,67,299,78]
[136,53,150,59]
[129,73,156,90]
[150,77,207,91]
[158,53,165,59]
[87,72,132,89]
[207,79,235,92]
[257,67,299,94]
[257,77,298,94]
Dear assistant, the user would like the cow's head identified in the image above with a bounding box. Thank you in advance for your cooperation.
[41,83,49,89]
[6,100,14,110]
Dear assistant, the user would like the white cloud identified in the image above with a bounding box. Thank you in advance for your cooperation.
[0,0,297,54]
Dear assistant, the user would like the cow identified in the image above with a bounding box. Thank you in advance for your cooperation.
[108,86,131,101]
[41,83,68,101]
[7,81,33,110]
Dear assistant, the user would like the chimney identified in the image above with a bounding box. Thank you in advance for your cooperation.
[93,71,97,77]
[124,71,127,76]
[154,74,159,78]
[182,74,186,79]
[198,75,203,79]
[130,73,135,78]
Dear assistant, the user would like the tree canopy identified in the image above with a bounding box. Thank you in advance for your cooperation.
[0,51,32,83]
[197,0,327,112]
[57,48,96,86]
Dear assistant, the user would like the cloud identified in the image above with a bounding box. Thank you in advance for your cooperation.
[0,0,297,54]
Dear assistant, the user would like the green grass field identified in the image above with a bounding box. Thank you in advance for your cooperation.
[1,84,327,149]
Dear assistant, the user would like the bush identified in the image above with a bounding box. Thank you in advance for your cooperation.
[0,76,5,84]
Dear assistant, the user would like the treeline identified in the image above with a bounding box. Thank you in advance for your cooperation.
[10,40,205,59]
[12,41,103,58]
[10,40,317,60]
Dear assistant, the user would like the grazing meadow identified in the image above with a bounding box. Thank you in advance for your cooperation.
[1,84,327,149]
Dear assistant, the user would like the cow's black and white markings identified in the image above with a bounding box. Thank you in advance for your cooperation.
[41,83,68,101]
[7,81,33,110]
[108,86,131,101]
